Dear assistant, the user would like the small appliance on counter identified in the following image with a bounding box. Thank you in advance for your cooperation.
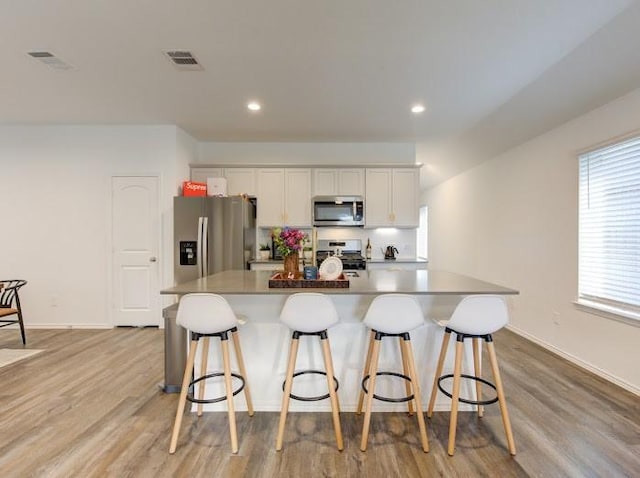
[383,245,399,260]
[316,239,366,270]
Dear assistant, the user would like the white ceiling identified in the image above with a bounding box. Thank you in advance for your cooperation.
[2,1,640,187]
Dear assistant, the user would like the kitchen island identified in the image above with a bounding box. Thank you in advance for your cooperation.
[161,269,517,412]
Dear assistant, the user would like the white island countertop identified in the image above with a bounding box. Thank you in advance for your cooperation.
[161,269,518,296]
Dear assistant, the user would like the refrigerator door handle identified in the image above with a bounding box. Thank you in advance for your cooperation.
[197,216,204,278]
[202,216,209,277]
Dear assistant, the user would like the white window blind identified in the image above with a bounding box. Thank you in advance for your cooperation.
[578,135,640,317]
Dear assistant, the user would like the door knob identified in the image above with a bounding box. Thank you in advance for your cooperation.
[149,257,157,262]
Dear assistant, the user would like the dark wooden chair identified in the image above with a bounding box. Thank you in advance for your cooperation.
[0,280,28,344]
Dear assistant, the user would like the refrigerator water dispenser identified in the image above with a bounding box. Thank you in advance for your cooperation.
[179,241,197,266]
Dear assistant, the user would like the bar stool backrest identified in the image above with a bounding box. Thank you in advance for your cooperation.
[446,295,509,335]
[280,293,339,333]
[364,294,424,334]
[176,293,238,334]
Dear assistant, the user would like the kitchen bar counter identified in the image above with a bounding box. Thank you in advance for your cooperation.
[161,269,517,296]
[161,269,518,413]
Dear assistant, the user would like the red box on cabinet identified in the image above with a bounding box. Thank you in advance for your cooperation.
[182,181,207,197]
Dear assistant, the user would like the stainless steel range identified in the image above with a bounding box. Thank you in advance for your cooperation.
[315,239,367,270]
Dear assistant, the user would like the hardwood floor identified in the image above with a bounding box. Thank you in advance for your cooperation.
[0,328,638,477]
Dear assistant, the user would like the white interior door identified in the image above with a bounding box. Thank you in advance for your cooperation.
[111,176,160,326]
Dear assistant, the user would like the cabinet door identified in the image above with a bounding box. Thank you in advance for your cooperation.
[365,169,392,227]
[224,168,256,196]
[190,168,223,183]
[313,169,338,196]
[257,169,285,227]
[391,169,419,227]
[284,169,312,227]
[338,169,365,196]
[250,262,283,271]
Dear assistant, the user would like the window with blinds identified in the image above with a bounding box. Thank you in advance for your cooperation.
[578,135,640,319]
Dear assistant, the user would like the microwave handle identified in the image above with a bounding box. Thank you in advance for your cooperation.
[353,201,356,218]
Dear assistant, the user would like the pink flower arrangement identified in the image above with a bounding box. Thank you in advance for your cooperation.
[272,227,308,257]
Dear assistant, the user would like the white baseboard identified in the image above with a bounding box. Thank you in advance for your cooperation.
[17,324,113,330]
[506,325,639,396]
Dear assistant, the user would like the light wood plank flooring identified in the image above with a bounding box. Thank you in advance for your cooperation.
[0,328,638,477]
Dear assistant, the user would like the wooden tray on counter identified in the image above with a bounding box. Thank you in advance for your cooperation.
[268,272,350,288]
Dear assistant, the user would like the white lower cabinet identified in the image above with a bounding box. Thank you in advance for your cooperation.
[250,262,282,271]
[366,262,427,271]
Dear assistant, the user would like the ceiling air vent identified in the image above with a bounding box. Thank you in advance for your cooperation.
[27,51,74,70]
[163,50,203,71]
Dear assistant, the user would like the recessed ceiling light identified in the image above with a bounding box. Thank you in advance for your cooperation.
[247,102,261,111]
[411,104,425,114]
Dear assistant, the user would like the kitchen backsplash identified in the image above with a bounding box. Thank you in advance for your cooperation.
[257,227,417,260]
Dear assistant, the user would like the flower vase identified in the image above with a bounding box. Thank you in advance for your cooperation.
[283,252,299,277]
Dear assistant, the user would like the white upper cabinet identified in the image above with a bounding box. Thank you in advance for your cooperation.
[338,169,365,196]
[365,168,418,228]
[391,169,419,227]
[191,165,418,228]
[257,168,311,227]
[223,168,256,196]
[313,169,337,196]
[312,168,365,196]
[191,167,255,196]
[365,169,392,227]
[256,169,285,226]
[284,169,312,227]
[190,167,223,183]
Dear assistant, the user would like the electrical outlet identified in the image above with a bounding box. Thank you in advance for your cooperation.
[552,311,560,325]
[50,295,59,307]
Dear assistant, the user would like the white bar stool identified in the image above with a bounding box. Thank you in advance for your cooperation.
[169,293,254,454]
[357,294,429,453]
[426,295,516,456]
[276,293,343,451]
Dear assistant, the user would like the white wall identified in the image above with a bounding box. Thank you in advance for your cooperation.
[423,87,640,393]
[0,125,195,328]
[197,142,415,165]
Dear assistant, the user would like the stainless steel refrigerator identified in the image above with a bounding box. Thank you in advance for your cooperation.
[173,195,256,283]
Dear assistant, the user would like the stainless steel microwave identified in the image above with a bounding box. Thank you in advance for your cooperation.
[312,196,364,227]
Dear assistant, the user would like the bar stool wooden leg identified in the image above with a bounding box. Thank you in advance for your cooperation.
[196,337,210,417]
[169,339,199,454]
[487,340,516,455]
[427,330,451,417]
[360,337,381,452]
[327,338,340,413]
[357,330,375,415]
[472,337,484,418]
[399,337,415,416]
[221,338,239,454]
[403,338,429,453]
[321,336,344,451]
[232,329,254,417]
[448,339,464,456]
[276,337,300,451]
